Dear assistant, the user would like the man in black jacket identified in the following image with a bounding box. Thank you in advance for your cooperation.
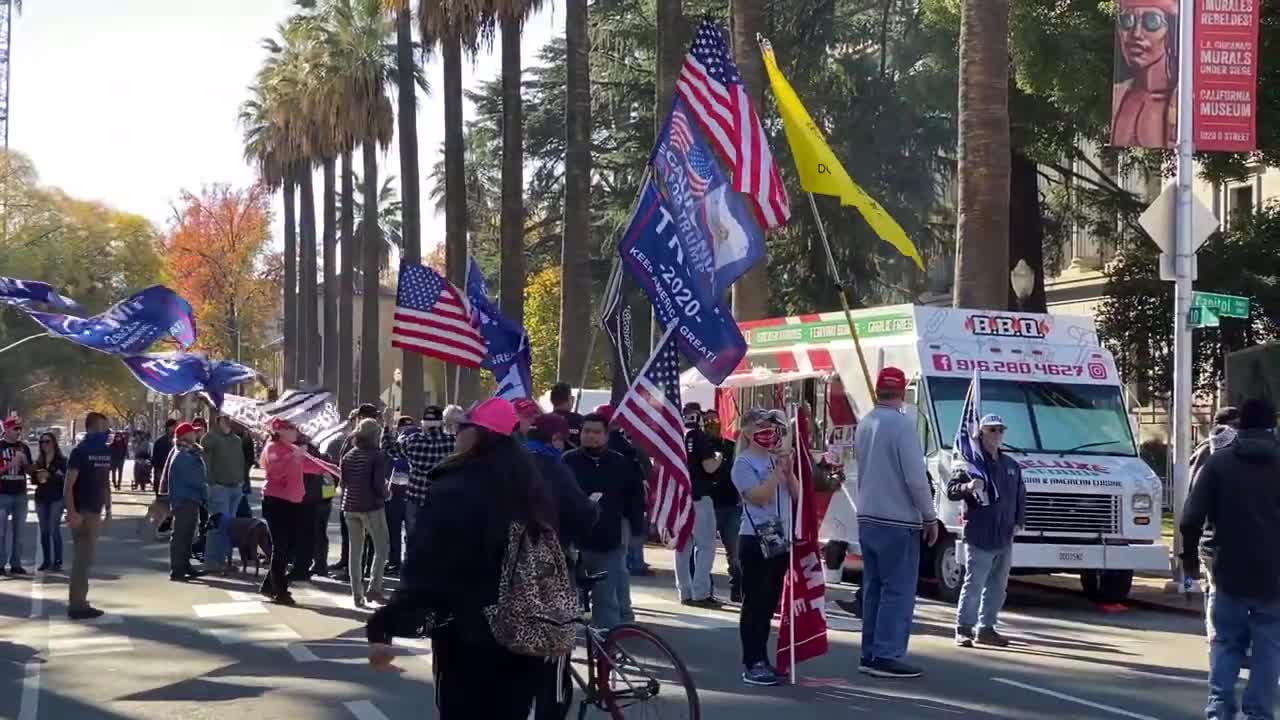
[1181,398,1280,720]
[151,419,177,498]
[564,413,646,630]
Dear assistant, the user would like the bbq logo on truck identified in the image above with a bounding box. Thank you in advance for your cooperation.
[965,314,1049,339]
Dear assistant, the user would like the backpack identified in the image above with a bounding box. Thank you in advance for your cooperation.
[482,521,578,657]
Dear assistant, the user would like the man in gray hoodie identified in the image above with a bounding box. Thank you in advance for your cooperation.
[854,367,938,679]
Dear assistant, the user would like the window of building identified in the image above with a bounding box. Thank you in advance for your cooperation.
[1228,183,1254,226]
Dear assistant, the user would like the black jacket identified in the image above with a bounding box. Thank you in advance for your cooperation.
[532,452,599,548]
[707,436,738,508]
[563,447,646,553]
[1181,429,1280,600]
[946,449,1026,551]
[152,435,174,486]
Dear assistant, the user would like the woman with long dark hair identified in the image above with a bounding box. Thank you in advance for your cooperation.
[31,432,68,572]
[367,398,556,719]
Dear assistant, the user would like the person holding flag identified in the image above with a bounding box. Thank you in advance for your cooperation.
[947,402,1026,649]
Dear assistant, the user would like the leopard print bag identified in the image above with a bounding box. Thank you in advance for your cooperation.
[482,521,578,657]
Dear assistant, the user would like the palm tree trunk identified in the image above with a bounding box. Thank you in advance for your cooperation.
[729,0,769,322]
[953,0,1011,310]
[559,0,592,385]
[360,139,382,405]
[282,174,298,390]
[339,150,356,412]
[322,157,339,392]
[443,31,475,403]
[500,13,525,328]
[298,164,319,385]
[396,2,424,414]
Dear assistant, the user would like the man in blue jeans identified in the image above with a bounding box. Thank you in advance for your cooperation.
[946,414,1026,648]
[1181,397,1280,720]
[200,414,246,573]
[853,368,938,679]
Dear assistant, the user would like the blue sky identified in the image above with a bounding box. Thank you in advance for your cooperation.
[11,0,557,250]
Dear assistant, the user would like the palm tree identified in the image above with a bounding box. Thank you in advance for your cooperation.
[326,0,397,404]
[953,0,1011,309]
[420,0,493,403]
[559,0,591,384]
[728,0,769,322]
[339,148,356,409]
[350,174,405,281]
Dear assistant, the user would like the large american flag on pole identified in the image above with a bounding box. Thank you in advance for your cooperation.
[676,18,790,229]
[392,261,486,369]
[613,324,695,550]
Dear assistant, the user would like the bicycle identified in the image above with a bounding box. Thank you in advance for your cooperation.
[539,570,700,719]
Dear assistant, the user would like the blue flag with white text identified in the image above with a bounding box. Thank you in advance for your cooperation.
[123,353,259,409]
[465,258,533,399]
[953,370,996,507]
[0,276,83,314]
[619,180,747,385]
[22,285,197,355]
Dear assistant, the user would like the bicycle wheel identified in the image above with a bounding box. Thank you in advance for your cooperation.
[601,623,699,720]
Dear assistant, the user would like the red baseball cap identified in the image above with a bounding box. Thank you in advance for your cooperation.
[876,367,907,392]
[531,412,569,439]
[593,404,615,424]
[269,417,295,433]
[2,416,21,431]
[513,398,540,419]
[174,422,197,438]
[462,398,519,436]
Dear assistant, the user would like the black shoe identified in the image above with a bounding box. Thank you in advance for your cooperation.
[730,586,743,604]
[170,573,190,582]
[37,562,50,572]
[286,571,311,583]
[0,567,7,577]
[955,626,975,648]
[330,561,348,572]
[692,596,724,609]
[10,566,27,576]
[975,628,1010,648]
[186,569,206,579]
[271,593,297,606]
[68,606,105,620]
[835,598,863,618]
[384,564,401,577]
[331,571,350,582]
[865,658,923,679]
[51,563,62,572]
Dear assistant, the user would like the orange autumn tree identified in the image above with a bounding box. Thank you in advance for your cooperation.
[163,184,281,374]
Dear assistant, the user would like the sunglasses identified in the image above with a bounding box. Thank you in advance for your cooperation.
[1118,10,1168,33]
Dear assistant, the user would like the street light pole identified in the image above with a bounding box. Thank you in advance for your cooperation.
[1169,0,1196,586]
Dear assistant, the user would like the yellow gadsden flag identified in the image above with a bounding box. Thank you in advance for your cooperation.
[760,42,924,270]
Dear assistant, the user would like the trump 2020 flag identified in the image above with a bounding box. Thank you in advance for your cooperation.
[465,257,533,400]
[0,276,83,313]
[22,285,196,355]
[954,370,995,507]
[123,353,258,409]
[777,406,828,676]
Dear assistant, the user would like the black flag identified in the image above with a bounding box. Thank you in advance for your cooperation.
[602,264,634,404]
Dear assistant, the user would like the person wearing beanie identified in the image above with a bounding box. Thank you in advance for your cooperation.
[342,418,392,607]
[332,403,383,579]
[853,367,937,679]
[1111,0,1179,148]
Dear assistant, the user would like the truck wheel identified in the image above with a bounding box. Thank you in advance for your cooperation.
[931,537,963,604]
[1081,569,1134,604]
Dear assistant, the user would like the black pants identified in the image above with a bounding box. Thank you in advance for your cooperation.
[738,534,789,667]
[291,501,318,576]
[312,500,332,574]
[534,655,573,720]
[261,497,306,598]
[433,625,542,719]
[385,485,407,568]
[170,500,200,575]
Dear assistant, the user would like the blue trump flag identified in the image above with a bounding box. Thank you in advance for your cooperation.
[465,258,533,399]
[650,96,767,303]
[0,276,83,314]
[619,180,747,385]
[123,353,259,409]
[952,369,996,507]
[22,285,197,355]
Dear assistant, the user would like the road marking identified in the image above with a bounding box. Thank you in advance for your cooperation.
[344,700,391,720]
[287,642,320,663]
[19,661,39,720]
[207,623,302,645]
[193,601,268,618]
[224,590,258,603]
[28,573,43,618]
[993,678,1161,720]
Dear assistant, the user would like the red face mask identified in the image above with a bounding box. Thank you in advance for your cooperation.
[752,427,781,450]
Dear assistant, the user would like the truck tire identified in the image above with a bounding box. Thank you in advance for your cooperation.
[1081,569,1134,604]
[931,536,963,604]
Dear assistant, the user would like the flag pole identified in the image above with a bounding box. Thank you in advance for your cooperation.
[806,192,877,406]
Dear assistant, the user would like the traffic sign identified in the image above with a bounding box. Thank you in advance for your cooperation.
[1139,183,1219,282]
[1189,306,1220,328]
[1192,291,1249,319]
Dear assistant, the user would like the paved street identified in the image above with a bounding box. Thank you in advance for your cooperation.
[0,471,1225,719]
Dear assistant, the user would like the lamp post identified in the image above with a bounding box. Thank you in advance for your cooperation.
[1010,259,1036,310]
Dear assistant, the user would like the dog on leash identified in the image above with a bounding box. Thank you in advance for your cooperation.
[138,497,173,541]
[204,513,272,577]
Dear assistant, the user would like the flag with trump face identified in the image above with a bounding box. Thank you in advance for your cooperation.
[613,324,696,551]
[392,261,486,369]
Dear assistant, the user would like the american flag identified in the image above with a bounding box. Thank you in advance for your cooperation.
[953,370,995,507]
[392,261,486,369]
[614,324,695,550]
[676,18,790,229]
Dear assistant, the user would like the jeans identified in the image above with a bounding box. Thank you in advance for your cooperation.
[386,484,407,568]
[859,522,921,662]
[956,543,1013,630]
[580,547,630,630]
[1206,587,1280,719]
[625,518,648,573]
[675,497,716,601]
[170,500,200,575]
[404,499,423,542]
[345,508,389,601]
[35,499,64,567]
[714,504,743,592]
[738,534,789,666]
[205,485,239,568]
[0,493,28,568]
[69,512,102,612]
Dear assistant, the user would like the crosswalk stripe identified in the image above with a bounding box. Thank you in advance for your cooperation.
[344,700,391,720]
[207,623,302,646]
[193,601,268,618]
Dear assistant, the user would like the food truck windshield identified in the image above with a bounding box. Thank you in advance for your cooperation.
[928,377,1137,457]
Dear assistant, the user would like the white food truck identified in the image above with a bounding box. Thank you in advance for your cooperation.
[682,304,1167,604]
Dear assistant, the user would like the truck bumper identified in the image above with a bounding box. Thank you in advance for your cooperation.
[1002,542,1169,572]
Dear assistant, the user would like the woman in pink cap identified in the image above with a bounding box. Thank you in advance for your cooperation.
[259,417,337,605]
[366,398,557,718]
